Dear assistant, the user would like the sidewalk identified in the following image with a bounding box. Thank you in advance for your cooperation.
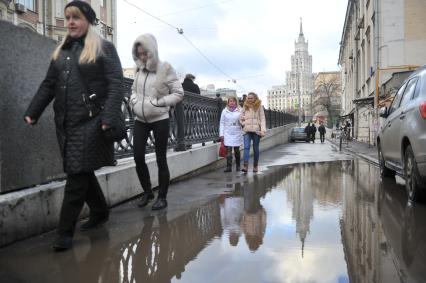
[328,137,378,166]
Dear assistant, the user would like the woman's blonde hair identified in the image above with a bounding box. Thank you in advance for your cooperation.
[52,6,102,63]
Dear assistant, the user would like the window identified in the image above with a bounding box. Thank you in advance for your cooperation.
[400,78,418,107]
[17,0,35,12]
[56,0,64,18]
[388,82,407,114]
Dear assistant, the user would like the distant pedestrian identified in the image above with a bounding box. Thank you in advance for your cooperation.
[24,0,124,251]
[310,123,317,143]
[318,122,326,143]
[240,92,266,173]
[345,120,351,140]
[304,122,311,141]
[219,96,243,172]
[181,73,200,95]
[130,33,184,210]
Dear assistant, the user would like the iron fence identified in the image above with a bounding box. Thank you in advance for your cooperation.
[115,78,297,158]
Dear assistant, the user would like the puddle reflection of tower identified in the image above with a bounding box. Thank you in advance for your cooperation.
[287,164,314,258]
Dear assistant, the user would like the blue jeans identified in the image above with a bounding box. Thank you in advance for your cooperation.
[243,132,260,163]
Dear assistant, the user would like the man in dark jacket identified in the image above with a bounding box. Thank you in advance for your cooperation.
[304,123,311,142]
[318,122,326,143]
[310,123,317,143]
[181,73,200,95]
[174,74,200,151]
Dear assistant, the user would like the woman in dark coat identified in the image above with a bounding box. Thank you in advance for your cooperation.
[24,0,124,251]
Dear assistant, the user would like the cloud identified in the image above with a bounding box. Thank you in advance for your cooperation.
[117,0,348,100]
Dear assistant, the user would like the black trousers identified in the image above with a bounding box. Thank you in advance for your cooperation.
[133,119,170,199]
[320,133,325,142]
[58,171,108,236]
[226,146,241,167]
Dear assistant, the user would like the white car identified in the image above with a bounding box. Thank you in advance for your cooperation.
[377,66,426,202]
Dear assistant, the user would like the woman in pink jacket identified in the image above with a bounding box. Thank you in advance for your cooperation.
[240,92,266,173]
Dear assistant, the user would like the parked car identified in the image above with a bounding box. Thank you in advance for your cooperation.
[288,127,309,142]
[377,66,426,201]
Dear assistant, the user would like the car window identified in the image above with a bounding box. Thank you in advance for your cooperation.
[399,77,418,107]
[388,82,407,114]
[412,76,421,99]
[295,128,304,133]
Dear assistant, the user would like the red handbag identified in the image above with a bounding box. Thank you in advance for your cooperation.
[219,140,227,157]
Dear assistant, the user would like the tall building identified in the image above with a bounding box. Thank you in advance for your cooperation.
[267,19,314,119]
[0,0,117,45]
[338,0,426,144]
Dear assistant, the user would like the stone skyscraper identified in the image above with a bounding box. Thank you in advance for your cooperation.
[268,19,314,118]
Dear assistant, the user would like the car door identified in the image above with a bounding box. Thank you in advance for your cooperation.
[380,82,406,164]
[388,78,418,164]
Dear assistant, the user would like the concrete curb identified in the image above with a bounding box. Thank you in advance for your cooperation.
[0,124,294,247]
[328,139,379,166]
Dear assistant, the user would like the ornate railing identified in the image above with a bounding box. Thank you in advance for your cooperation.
[115,78,297,158]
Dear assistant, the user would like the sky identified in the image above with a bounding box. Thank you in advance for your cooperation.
[116,0,348,99]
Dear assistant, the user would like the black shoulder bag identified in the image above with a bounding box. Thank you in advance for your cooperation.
[73,57,127,143]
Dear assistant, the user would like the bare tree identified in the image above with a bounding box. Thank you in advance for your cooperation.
[313,72,341,127]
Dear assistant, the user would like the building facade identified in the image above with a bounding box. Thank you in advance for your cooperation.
[0,0,117,44]
[338,0,426,144]
[267,20,314,119]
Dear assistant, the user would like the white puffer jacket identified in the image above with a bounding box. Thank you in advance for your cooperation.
[219,107,243,146]
[130,34,183,123]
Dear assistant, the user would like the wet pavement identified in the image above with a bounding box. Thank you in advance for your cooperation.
[1,141,426,282]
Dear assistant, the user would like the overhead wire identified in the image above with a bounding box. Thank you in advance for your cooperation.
[122,0,259,93]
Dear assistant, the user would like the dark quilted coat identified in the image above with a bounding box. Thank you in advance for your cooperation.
[25,38,124,174]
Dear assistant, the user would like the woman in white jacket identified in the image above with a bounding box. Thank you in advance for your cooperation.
[130,33,183,210]
[219,96,243,172]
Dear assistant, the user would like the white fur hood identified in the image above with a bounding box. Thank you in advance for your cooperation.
[132,33,159,72]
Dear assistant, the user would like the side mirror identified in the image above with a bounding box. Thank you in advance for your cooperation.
[379,107,389,118]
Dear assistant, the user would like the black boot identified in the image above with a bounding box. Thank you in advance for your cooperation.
[152,197,168,210]
[138,191,155,208]
[235,148,241,171]
[224,147,232,172]
[52,235,73,251]
[80,212,109,231]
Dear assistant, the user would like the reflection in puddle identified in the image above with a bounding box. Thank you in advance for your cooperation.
[2,160,426,282]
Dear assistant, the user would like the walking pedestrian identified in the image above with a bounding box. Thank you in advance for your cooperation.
[130,33,184,210]
[318,122,326,143]
[310,123,317,143]
[240,92,266,173]
[181,73,200,95]
[174,73,200,151]
[24,0,124,251]
[304,122,311,142]
[219,96,243,172]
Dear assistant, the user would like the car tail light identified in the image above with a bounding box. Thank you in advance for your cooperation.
[420,102,426,119]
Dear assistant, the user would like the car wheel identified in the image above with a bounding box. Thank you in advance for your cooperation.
[404,145,423,202]
[378,144,395,178]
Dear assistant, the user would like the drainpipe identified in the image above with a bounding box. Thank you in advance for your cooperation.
[42,0,46,36]
[373,0,380,141]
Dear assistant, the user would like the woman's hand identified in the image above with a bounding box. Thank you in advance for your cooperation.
[25,116,35,125]
[257,130,265,137]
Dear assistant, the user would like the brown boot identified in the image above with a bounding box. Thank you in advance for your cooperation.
[253,162,258,173]
[242,162,248,173]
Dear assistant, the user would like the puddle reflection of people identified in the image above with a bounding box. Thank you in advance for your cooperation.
[133,214,181,283]
[56,228,111,283]
[241,177,267,252]
[220,183,244,246]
